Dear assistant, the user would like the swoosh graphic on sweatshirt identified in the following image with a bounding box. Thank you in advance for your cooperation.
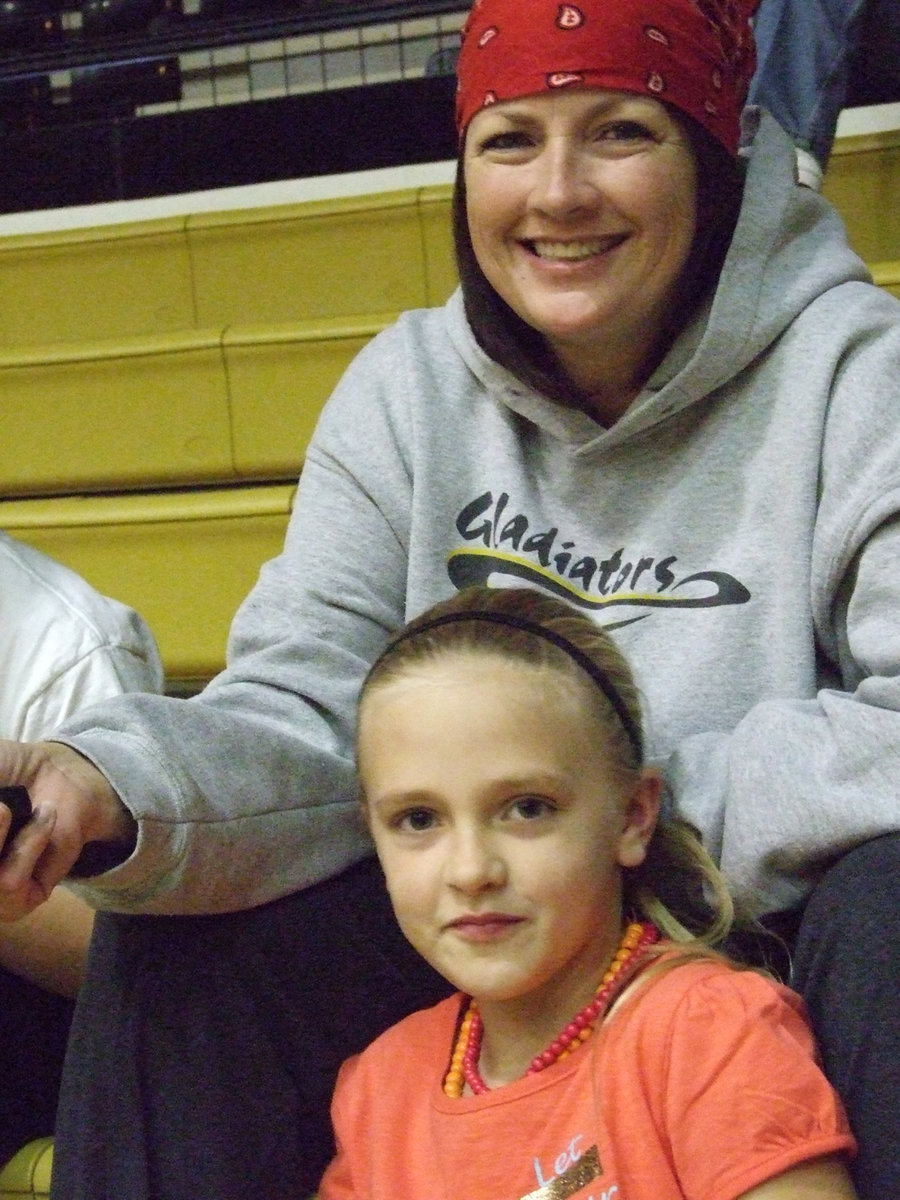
[447,549,751,612]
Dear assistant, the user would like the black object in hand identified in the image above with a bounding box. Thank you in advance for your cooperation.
[0,785,32,859]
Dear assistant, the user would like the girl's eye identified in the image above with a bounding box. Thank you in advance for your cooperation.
[507,796,555,822]
[395,808,437,833]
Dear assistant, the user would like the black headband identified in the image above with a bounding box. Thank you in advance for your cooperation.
[371,609,644,762]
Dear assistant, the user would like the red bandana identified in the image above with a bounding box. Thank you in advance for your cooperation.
[455,0,758,154]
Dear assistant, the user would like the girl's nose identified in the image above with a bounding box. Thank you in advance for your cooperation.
[445,829,506,894]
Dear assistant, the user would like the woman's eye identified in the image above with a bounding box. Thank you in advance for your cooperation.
[598,120,653,142]
[479,130,535,153]
[395,808,437,833]
[507,796,555,822]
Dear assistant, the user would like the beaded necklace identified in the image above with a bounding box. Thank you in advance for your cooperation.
[443,920,659,1098]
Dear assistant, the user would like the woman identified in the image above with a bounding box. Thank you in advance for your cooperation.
[0,2,897,1198]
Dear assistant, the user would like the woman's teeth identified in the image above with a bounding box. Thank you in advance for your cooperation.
[529,240,608,261]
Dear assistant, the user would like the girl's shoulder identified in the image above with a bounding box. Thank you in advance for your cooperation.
[615,953,814,1058]
[604,954,855,1178]
[343,993,464,1076]
[637,952,802,1007]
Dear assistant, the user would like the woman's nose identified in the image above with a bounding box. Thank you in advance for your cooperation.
[530,142,596,217]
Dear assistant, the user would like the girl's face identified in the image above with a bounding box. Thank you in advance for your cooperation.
[358,654,658,1028]
[463,88,698,394]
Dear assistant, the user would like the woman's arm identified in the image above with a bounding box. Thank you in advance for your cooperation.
[737,1155,857,1199]
[0,321,420,917]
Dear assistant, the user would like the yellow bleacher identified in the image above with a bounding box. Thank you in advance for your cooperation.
[0,123,898,691]
[821,123,900,285]
[0,179,457,687]
[0,185,456,494]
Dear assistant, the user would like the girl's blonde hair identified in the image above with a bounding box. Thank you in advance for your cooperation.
[361,586,735,950]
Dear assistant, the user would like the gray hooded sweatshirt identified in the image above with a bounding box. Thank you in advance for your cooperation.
[61,113,900,917]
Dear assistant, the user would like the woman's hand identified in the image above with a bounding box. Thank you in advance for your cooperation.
[0,740,134,921]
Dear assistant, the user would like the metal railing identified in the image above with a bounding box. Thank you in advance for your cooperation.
[0,1,465,80]
[0,2,466,121]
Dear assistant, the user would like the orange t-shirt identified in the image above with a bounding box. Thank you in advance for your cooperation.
[320,960,855,1200]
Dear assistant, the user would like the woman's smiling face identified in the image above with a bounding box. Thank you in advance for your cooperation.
[463,88,698,395]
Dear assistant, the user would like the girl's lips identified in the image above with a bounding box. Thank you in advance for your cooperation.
[446,914,524,942]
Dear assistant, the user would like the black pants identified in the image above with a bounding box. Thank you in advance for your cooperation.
[51,840,900,1200]
[791,834,900,1200]
[0,968,74,1167]
[51,856,450,1200]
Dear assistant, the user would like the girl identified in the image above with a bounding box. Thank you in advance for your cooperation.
[320,586,857,1200]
